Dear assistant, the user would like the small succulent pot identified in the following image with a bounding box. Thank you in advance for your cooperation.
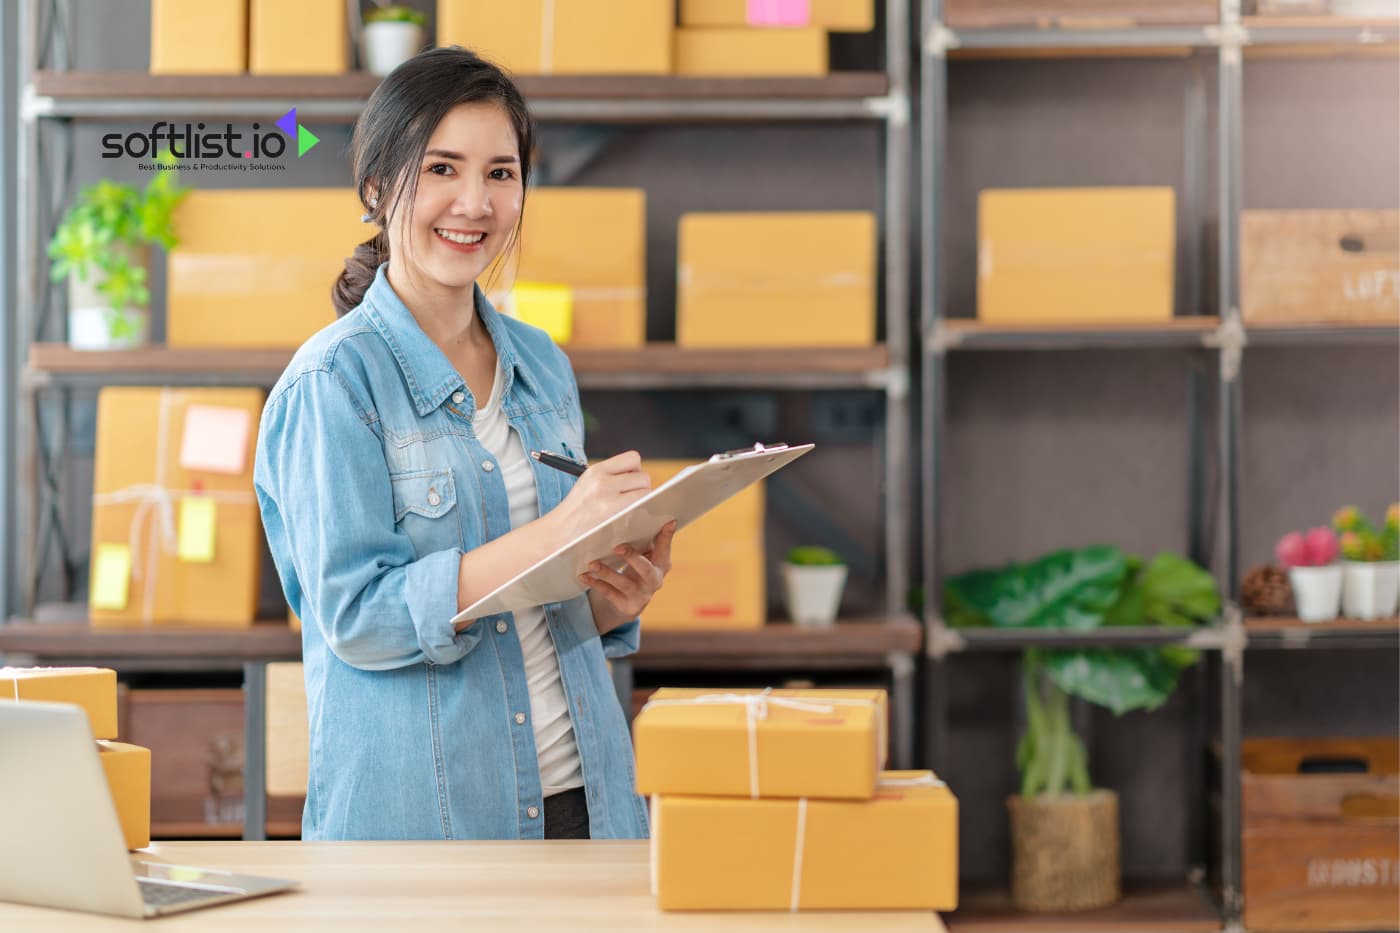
[1341,560,1400,620]
[781,564,847,626]
[361,19,424,77]
[67,242,150,350]
[1289,564,1344,623]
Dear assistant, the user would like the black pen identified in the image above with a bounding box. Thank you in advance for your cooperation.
[530,449,587,477]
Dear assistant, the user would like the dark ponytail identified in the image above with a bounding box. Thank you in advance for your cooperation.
[332,47,536,317]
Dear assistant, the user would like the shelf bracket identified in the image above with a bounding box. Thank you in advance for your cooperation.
[20,84,53,123]
[926,319,963,356]
[881,366,910,400]
[1220,602,1246,686]
[924,25,961,60]
[1205,23,1249,64]
[926,618,965,660]
[1203,315,1247,384]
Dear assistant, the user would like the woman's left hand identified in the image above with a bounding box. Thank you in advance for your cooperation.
[582,520,676,634]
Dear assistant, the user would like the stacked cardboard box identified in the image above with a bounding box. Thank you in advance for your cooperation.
[437,1,673,75]
[634,687,958,911]
[151,0,349,75]
[676,0,873,76]
[1,667,151,850]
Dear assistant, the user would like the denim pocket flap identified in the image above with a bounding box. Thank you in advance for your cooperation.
[390,468,457,521]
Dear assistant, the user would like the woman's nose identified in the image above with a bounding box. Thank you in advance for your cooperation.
[452,177,493,217]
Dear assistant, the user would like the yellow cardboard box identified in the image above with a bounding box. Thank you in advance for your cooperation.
[652,770,959,910]
[635,687,883,798]
[168,190,375,349]
[90,388,264,628]
[437,0,672,75]
[485,188,647,348]
[0,667,119,739]
[674,27,829,76]
[637,460,764,629]
[1241,210,1400,324]
[150,0,247,75]
[249,0,347,75]
[98,741,152,851]
[977,187,1177,325]
[680,0,874,32]
[677,212,876,347]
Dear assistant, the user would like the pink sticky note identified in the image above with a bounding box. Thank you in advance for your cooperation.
[747,0,811,26]
[179,404,252,475]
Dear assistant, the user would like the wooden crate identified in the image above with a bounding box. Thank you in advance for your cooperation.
[1242,737,1400,933]
[1242,210,1400,324]
[943,0,1219,28]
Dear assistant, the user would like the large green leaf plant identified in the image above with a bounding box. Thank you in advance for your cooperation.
[946,546,1220,797]
[48,153,187,338]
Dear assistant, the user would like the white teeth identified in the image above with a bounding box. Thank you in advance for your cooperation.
[435,229,484,245]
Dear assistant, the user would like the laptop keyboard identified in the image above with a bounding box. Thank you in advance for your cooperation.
[137,878,240,910]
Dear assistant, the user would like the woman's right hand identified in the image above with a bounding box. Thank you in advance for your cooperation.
[549,450,651,540]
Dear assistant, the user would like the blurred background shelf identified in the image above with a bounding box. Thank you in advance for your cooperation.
[932,316,1222,351]
[947,882,1222,933]
[1244,615,1400,648]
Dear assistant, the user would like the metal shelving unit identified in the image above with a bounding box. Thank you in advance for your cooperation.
[11,0,914,627]
[920,1,1397,930]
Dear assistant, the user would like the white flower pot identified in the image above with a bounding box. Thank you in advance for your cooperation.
[1341,560,1400,620]
[66,243,150,350]
[362,22,424,77]
[1289,565,1344,623]
[781,563,847,627]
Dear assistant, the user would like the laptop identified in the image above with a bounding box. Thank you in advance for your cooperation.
[0,700,298,918]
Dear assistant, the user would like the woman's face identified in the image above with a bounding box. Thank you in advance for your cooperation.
[384,102,524,297]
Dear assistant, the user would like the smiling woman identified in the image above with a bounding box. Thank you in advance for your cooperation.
[254,47,674,846]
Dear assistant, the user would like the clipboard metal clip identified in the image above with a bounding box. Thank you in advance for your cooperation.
[710,442,789,462]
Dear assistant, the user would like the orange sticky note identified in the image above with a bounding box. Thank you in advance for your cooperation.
[179,405,251,475]
[91,544,132,610]
[177,497,217,563]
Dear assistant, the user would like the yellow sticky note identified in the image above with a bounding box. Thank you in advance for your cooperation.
[178,497,217,563]
[91,544,132,610]
[511,282,574,344]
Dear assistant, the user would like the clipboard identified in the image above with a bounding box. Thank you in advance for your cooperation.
[451,442,814,623]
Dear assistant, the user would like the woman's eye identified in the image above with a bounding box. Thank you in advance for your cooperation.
[489,167,516,181]
[427,163,454,176]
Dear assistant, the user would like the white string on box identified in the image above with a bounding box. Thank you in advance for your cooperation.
[538,0,556,76]
[789,797,809,912]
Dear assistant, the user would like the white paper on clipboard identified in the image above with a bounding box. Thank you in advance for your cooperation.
[450,442,814,623]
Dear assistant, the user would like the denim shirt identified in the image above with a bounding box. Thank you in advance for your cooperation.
[254,264,648,841]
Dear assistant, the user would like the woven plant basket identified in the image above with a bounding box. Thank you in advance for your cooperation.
[1008,789,1121,912]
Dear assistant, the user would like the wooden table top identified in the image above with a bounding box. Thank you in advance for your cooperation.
[0,840,946,931]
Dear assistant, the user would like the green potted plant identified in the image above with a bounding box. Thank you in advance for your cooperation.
[1332,504,1400,620]
[48,160,186,350]
[361,3,427,77]
[781,545,847,626]
[945,546,1220,913]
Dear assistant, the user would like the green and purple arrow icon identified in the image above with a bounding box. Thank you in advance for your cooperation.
[276,108,320,157]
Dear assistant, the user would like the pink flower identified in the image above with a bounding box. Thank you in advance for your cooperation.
[1275,531,1306,569]
[1303,526,1339,566]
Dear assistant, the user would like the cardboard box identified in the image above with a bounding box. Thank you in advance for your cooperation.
[674,27,828,77]
[98,741,152,851]
[150,0,247,75]
[680,0,873,32]
[1242,210,1400,325]
[437,0,672,75]
[485,188,647,348]
[635,687,883,799]
[265,662,309,797]
[652,770,959,910]
[638,460,765,629]
[944,0,1217,27]
[90,388,264,627]
[677,212,876,346]
[249,0,347,74]
[0,667,119,739]
[977,187,1176,325]
[168,190,376,349]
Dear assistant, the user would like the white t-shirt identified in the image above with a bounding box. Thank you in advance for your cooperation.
[473,359,583,797]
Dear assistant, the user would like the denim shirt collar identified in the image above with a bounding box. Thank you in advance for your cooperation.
[361,263,535,417]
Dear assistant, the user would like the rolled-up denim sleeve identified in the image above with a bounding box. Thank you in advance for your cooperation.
[600,619,641,659]
[254,368,479,670]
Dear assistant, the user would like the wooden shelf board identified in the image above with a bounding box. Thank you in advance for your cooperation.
[1245,615,1400,635]
[944,317,1219,335]
[636,616,923,662]
[1242,15,1400,30]
[31,70,889,102]
[947,883,1222,933]
[26,343,892,380]
[150,821,302,839]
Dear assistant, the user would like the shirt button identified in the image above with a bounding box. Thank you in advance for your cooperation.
[482,461,495,472]
[495,620,508,634]
[426,488,441,507]
[452,391,465,404]
[527,806,540,819]
[514,712,526,725]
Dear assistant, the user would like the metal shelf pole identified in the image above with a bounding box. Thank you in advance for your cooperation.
[884,0,913,617]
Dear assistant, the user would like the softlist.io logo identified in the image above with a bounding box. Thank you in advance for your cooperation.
[107,107,319,173]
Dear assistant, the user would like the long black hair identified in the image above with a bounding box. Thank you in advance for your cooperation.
[332,46,535,317]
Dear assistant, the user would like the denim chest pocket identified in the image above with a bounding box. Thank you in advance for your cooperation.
[390,467,461,557]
